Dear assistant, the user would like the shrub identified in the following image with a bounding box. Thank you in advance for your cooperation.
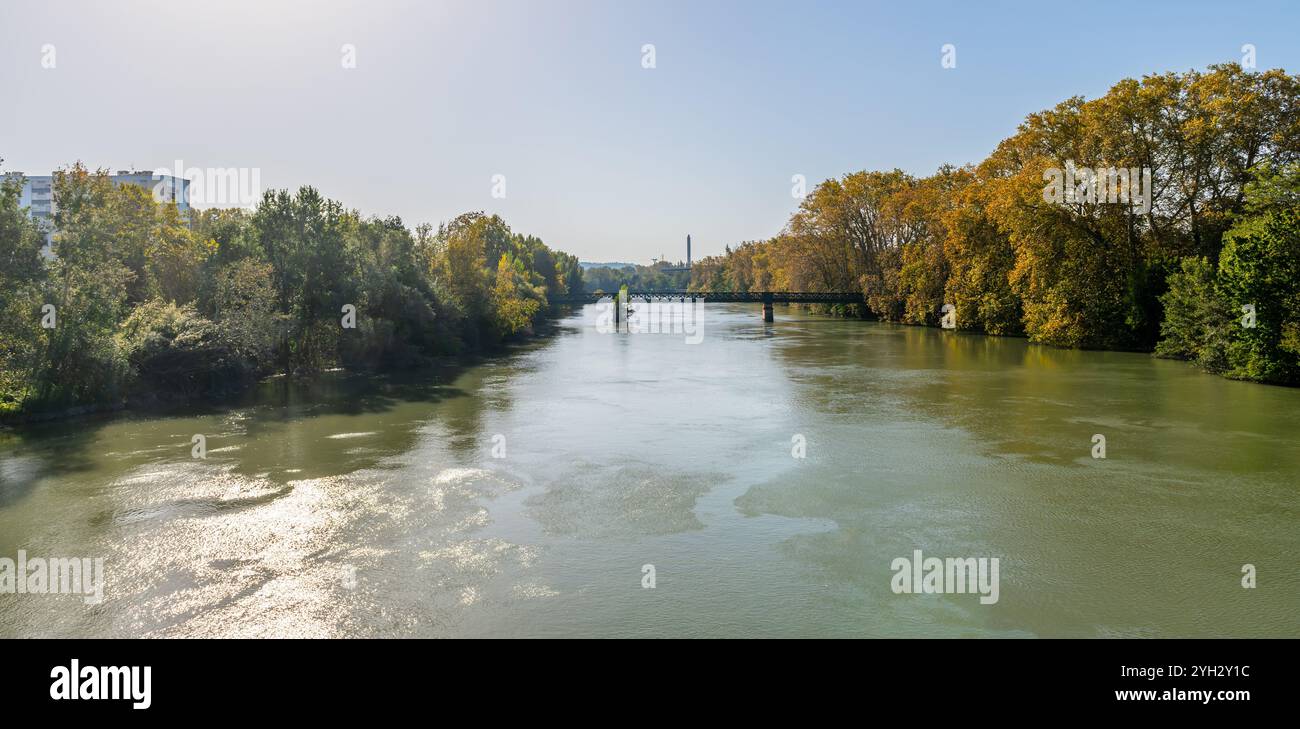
[117,300,255,396]
[1216,208,1300,383]
[1155,256,1234,373]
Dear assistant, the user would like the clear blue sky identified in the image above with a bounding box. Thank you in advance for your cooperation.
[3,0,1298,262]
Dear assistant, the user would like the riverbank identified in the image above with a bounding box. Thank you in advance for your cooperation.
[4,304,1297,637]
[0,176,586,428]
[768,300,1300,386]
[686,66,1300,386]
[0,316,567,430]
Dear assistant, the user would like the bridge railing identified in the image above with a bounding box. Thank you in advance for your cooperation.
[551,291,865,305]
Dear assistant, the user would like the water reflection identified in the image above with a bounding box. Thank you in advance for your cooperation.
[763,313,1300,637]
[1,305,1297,637]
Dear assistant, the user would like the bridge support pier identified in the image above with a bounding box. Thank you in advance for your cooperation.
[761,293,774,323]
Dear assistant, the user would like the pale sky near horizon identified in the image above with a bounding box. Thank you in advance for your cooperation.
[3,0,1298,263]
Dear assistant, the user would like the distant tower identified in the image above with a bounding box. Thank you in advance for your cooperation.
[687,234,691,267]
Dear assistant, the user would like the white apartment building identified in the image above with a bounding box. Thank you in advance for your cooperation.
[8,170,192,257]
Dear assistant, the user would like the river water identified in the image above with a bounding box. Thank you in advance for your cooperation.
[1,304,1297,637]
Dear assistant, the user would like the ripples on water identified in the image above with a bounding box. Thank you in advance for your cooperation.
[1,305,1297,637]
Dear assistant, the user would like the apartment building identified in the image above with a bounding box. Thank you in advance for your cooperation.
[7,170,192,256]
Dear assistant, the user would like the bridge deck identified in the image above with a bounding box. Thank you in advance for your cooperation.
[552,291,864,305]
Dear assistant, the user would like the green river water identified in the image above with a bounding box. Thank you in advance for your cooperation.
[1,304,1296,637]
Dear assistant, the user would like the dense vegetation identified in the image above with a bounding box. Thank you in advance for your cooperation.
[582,261,691,293]
[0,161,583,417]
[3,64,1297,406]
[690,64,1300,384]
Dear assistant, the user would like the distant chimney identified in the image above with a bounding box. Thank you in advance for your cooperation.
[687,234,691,267]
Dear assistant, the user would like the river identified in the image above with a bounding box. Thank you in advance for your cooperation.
[1,303,1297,637]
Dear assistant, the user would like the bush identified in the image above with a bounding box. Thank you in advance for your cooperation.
[1156,200,1300,385]
[208,257,280,371]
[1155,256,1234,373]
[1216,207,1300,383]
[117,300,255,396]
[28,261,134,409]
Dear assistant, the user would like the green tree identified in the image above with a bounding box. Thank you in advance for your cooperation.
[0,165,50,411]
[1216,206,1300,382]
[492,253,544,336]
[1154,256,1234,372]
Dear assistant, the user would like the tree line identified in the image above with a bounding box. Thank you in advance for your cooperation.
[582,261,691,293]
[689,64,1300,385]
[0,162,584,417]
